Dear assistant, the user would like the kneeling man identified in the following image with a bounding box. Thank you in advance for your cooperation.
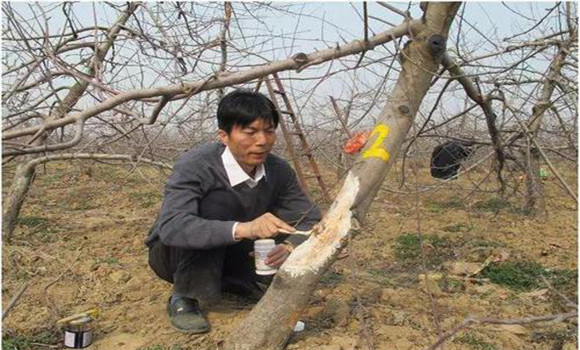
[146,89,321,333]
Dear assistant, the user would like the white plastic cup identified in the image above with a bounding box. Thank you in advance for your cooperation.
[254,239,277,275]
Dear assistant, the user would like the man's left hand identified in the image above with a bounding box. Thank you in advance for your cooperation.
[265,244,292,268]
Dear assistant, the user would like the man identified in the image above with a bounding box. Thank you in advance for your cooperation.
[146,89,321,334]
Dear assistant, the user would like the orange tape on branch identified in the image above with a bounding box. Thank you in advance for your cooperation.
[343,130,371,155]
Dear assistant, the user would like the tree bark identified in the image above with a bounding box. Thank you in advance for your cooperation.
[223,3,461,350]
[217,2,233,99]
[2,3,139,240]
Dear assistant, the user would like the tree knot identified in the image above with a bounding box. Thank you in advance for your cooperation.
[291,52,309,67]
[427,34,446,58]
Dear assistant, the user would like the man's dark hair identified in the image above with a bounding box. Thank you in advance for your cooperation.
[217,89,280,133]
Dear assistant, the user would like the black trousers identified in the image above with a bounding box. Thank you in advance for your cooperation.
[148,238,279,305]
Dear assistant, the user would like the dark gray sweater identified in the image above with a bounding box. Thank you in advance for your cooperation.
[146,143,321,250]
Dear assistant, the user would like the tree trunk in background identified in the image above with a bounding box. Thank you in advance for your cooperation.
[524,147,544,213]
[524,27,577,214]
[223,3,461,350]
[2,3,139,240]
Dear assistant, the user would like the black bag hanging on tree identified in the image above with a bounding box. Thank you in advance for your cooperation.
[430,141,474,180]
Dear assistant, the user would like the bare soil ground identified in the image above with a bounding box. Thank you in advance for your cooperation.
[2,160,577,350]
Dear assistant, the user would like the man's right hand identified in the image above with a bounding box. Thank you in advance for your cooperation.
[235,213,295,240]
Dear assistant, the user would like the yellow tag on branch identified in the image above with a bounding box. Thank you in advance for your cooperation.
[362,124,390,162]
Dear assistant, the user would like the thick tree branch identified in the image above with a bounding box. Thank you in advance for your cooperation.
[442,53,506,191]
[3,19,422,142]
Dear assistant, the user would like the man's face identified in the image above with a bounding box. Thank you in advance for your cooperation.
[219,118,276,174]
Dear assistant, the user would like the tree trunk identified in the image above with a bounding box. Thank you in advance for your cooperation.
[523,26,577,214]
[524,147,545,214]
[223,3,461,350]
[2,3,138,240]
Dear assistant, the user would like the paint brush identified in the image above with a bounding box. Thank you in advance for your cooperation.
[278,229,312,236]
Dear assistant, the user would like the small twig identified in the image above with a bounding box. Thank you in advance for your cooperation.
[425,312,578,350]
[355,2,370,69]
[2,280,32,320]
[412,162,444,347]
[29,343,59,349]
[368,15,396,27]
[329,96,353,138]
[348,245,376,350]
[363,2,369,43]
[503,3,559,41]
[540,275,577,309]
[44,244,85,318]
[424,317,475,350]
[377,2,410,18]
[354,50,367,69]
[447,275,490,282]
[479,312,577,325]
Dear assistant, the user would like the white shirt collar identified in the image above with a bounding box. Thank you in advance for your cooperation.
[221,146,266,188]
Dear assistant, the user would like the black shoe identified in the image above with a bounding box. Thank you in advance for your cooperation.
[166,296,210,334]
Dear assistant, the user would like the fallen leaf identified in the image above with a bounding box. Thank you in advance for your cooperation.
[446,262,484,276]
[419,273,443,281]
[419,278,445,297]
[562,343,576,350]
[520,289,549,300]
[472,284,495,295]
[492,249,510,263]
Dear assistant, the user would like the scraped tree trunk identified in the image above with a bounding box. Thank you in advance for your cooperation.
[223,3,461,350]
[523,27,577,214]
[2,3,138,240]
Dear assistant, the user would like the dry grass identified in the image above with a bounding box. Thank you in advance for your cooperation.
[2,159,577,349]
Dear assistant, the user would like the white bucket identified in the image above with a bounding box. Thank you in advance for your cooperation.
[254,239,277,275]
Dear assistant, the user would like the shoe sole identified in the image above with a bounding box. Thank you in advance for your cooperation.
[171,324,211,334]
